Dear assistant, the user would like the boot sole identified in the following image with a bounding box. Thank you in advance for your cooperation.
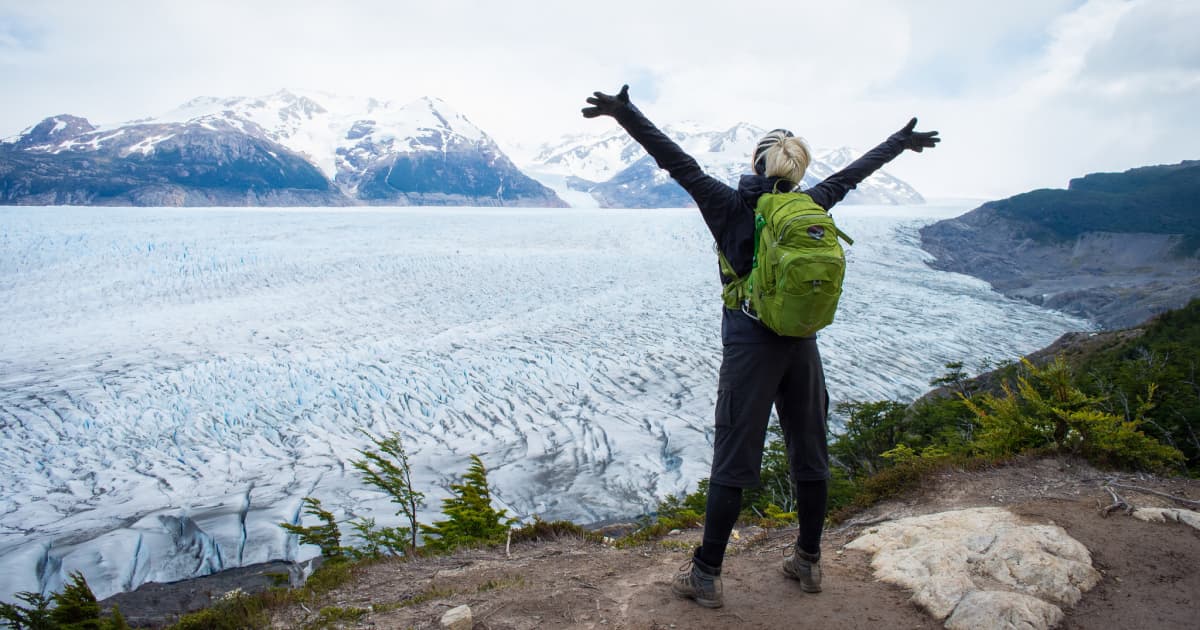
[676,592,724,608]
[672,584,723,608]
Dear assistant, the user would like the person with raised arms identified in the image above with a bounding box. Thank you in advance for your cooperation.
[582,84,939,609]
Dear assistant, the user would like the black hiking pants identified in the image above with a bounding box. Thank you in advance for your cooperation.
[710,337,830,488]
[697,336,831,566]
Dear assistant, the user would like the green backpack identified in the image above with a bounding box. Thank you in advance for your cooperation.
[718,191,853,337]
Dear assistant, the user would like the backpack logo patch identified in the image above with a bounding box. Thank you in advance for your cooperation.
[807,225,826,241]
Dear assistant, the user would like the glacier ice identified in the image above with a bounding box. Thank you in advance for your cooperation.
[0,202,1088,601]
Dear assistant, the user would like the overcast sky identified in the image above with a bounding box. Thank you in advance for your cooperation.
[1,0,1197,199]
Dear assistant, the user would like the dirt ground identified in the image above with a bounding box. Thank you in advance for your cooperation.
[263,456,1200,629]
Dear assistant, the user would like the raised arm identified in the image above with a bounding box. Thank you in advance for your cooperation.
[582,85,742,224]
[805,118,940,210]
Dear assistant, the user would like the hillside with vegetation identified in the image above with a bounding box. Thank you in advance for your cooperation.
[989,160,1200,247]
[920,161,1200,329]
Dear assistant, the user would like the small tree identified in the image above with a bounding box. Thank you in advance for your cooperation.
[352,432,426,554]
[279,497,346,560]
[0,591,54,630]
[0,571,131,630]
[103,606,131,630]
[930,361,970,397]
[49,572,102,630]
[421,455,516,552]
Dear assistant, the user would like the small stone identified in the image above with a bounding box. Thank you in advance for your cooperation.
[441,604,472,630]
[667,529,681,535]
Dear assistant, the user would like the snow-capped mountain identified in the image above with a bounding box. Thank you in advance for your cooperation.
[0,90,565,207]
[524,122,925,207]
[0,111,343,206]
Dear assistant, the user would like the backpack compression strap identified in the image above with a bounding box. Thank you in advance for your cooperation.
[716,212,766,312]
[717,249,746,310]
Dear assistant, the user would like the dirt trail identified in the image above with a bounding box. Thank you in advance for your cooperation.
[262,456,1198,629]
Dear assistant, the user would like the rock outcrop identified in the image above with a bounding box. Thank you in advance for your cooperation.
[846,507,1100,630]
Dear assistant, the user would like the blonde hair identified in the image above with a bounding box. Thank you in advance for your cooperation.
[763,136,811,184]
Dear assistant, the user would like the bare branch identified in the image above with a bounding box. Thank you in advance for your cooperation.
[1105,482,1200,508]
[832,514,894,533]
[1184,420,1200,455]
[1101,486,1130,517]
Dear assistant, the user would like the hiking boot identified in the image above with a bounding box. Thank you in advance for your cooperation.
[671,553,723,608]
[782,547,822,593]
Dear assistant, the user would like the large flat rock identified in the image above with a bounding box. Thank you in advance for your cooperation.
[847,507,1100,629]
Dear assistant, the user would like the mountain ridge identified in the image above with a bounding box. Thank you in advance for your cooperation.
[0,90,565,207]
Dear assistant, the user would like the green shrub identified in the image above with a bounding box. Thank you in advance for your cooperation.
[1081,298,1200,472]
[829,400,911,478]
[966,358,1184,472]
[167,591,270,630]
[348,517,410,559]
[420,455,516,552]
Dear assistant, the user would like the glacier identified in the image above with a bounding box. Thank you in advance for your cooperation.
[0,202,1088,602]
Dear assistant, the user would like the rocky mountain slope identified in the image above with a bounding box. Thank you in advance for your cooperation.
[526,123,925,208]
[919,161,1200,329]
[0,90,565,207]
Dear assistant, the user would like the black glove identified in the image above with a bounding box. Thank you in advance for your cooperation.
[891,117,940,152]
[582,85,630,119]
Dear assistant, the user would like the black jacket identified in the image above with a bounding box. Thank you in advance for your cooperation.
[611,102,909,343]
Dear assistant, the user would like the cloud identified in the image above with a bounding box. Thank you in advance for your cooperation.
[0,0,1196,198]
[862,0,1200,198]
[0,8,46,66]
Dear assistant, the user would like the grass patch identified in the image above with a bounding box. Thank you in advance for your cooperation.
[655,539,695,552]
[167,592,273,630]
[307,605,368,629]
[364,577,525,618]
[614,512,702,549]
[510,518,602,544]
[295,559,359,603]
[392,584,456,609]
[477,575,526,592]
